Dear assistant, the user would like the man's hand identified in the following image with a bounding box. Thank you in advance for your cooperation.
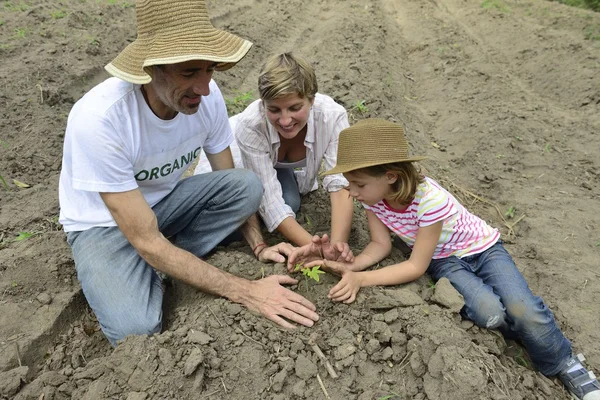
[328,271,362,304]
[244,275,319,329]
[258,242,295,263]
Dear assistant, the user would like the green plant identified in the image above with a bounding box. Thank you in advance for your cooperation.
[50,9,66,18]
[584,25,600,41]
[13,27,29,39]
[4,0,29,11]
[351,100,368,113]
[426,279,436,289]
[0,174,9,190]
[294,264,325,291]
[15,232,36,241]
[224,91,254,116]
[504,206,516,219]
[514,347,529,368]
[481,0,511,12]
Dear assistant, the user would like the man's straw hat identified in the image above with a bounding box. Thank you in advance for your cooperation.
[105,0,253,84]
[324,119,427,176]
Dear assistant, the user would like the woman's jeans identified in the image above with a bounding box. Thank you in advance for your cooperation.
[427,241,572,376]
[66,170,263,346]
[276,167,301,213]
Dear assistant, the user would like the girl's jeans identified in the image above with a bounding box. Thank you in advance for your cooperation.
[427,241,572,376]
[66,170,263,346]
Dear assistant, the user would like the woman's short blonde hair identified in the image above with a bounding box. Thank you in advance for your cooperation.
[356,162,424,206]
[258,53,318,101]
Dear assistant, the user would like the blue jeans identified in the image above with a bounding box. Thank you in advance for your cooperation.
[66,170,263,346]
[427,242,572,376]
[276,167,301,213]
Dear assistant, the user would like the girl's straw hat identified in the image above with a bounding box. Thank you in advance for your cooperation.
[105,0,253,84]
[324,119,427,175]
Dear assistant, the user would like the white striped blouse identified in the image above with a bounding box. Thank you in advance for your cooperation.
[236,93,349,232]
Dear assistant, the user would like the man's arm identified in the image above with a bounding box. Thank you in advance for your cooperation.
[100,188,319,327]
[204,147,292,262]
[101,188,247,299]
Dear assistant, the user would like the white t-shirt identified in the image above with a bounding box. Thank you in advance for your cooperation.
[59,77,233,232]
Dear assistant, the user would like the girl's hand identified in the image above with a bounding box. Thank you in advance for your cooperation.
[319,234,354,263]
[318,259,355,276]
[328,271,362,304]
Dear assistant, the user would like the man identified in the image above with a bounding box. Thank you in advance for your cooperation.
[58,0,318,346]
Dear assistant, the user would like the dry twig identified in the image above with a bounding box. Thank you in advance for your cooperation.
[316,373,331,399]
[235,328,265,348]
[208,306,223,327]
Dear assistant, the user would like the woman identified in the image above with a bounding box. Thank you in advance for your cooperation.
[235,53,354,250]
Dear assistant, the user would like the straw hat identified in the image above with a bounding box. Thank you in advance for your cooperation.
[323,119,427,175]
[105,0,253,84]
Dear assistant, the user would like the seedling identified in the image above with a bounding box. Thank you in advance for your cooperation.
[3,0,29,12]
[351,100,368,114]
[50,9,66,18]
[0,174,9,191]
[14,231,36,241]
[225,91,254,116]
[13,27,28,39]
[294,263,325,291]
[504,206,516,219]
[426,279,436,289]
[481,0,510,13]
[514,347,529,368]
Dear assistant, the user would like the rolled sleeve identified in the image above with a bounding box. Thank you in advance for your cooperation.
[237,129,294,232]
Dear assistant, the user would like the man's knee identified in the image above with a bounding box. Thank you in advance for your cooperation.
[105,309,163,346]
[232,169,263,208]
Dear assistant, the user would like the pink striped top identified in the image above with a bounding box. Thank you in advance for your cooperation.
[363,177,500,259]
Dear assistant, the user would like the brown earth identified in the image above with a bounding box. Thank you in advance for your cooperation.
[1,0,599,399]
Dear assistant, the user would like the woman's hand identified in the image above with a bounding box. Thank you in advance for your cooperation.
[287,234,354,272]
[258,242,295,263]
[328,271,362,304]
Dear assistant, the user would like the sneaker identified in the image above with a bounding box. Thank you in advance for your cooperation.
[558,354,600,400]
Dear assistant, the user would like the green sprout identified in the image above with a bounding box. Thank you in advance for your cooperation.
[504,206,516,219]
[294,263,325,291]
[14,232,36,241]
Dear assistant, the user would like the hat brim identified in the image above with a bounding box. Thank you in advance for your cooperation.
[105,29,252,84]
[322,156,428,176]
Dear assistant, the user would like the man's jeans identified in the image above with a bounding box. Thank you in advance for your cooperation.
[427,241,572,376]
[66,170,263,346]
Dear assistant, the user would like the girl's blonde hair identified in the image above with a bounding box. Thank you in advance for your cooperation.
[258,53,318,101]
[356,162,424,205]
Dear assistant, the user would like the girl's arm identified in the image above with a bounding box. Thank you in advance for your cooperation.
[329,189,354,243]
[348,210,394,271]
[328,221,442,303]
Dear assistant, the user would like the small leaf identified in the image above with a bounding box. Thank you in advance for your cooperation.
[307,266,325,282]
[430,141,441,149]
[13,179,31,188]
[15,232,35,241]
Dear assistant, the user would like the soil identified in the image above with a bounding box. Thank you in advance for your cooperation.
[1,0,599,399]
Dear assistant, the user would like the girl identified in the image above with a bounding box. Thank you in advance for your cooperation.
[289,118,600,400]
[196,53,353,259]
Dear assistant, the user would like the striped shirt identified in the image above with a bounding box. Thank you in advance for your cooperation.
[236,93,349,232]
[364,177,500,259]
